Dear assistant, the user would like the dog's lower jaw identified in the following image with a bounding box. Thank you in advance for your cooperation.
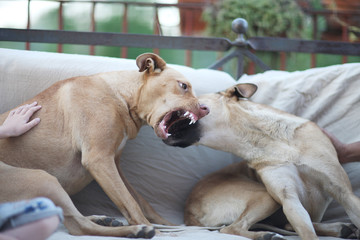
[162,121,202,147]
[156,104,209,143]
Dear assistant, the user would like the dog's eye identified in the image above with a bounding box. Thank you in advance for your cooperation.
[178,82,188,91]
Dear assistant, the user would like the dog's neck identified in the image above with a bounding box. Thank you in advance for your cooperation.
[100,70,147,136]
[198,100,308,163]
[101,71,143,106]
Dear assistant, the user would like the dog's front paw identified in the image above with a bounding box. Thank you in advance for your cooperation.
[256,233,286,240]
[340,223,360,239]
[127,225,155,239]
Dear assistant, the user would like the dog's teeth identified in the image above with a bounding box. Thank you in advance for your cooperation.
[166,133,171,137]
[177,111,181,117]
[186,113,197,125]
[189,118,197,125]
[184,112,197,125]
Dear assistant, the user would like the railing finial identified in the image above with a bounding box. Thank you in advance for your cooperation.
[232,18,248,42]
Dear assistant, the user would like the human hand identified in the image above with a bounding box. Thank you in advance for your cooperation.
[0,102,42,138]
[322,129,347,162]
[322,129,360,164]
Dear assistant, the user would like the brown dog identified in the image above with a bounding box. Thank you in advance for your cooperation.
[0,53,209,238]
[164,83,360,240]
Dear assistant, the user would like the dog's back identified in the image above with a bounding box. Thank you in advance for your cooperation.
[0,77,96,192]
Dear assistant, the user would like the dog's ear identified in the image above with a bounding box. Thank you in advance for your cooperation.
[136,53,167,74]
[226,83,258,99]
[234,83,258,99]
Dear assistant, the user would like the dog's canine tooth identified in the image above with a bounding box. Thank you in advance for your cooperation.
[166,133,171,137]
[189,119,196,125]
[184,112,197,125]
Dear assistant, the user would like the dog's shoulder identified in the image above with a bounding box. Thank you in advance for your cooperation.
[244,101,308,139]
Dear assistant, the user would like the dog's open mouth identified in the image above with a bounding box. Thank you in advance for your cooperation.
[157,110,198,139]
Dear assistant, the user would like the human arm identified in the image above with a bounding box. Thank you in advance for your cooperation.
[323,129,360,164]
[0,102,41,139]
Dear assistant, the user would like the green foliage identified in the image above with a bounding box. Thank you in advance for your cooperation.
[202,0,330,73]
[1,0,358,74]
[203,0,307,39]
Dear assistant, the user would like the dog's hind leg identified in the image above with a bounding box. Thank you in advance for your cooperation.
[343,194,360,229]
[219,200,285,240]
[332,183,360,230]
[330,189,360,230]
[0,162,155,238]
[185,161,284,239]
[318,165,360,230]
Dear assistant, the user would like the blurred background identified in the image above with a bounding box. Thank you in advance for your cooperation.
[0,0,359,76]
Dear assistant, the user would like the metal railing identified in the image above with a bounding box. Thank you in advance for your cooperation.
[7,0,209,66]
[2,17,360,78]
[1,0,360,77]
[303,7,360,67]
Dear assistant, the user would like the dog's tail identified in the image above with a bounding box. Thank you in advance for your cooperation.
[250,223,298,236]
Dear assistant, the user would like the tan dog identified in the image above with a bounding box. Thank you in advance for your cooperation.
[164,83,360,240]
[0,53,209,238]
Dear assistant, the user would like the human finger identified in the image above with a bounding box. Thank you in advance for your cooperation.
[15,105,26,114]
[23,105,42,120]
[17,118,41,136]
[19,102,39,115]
